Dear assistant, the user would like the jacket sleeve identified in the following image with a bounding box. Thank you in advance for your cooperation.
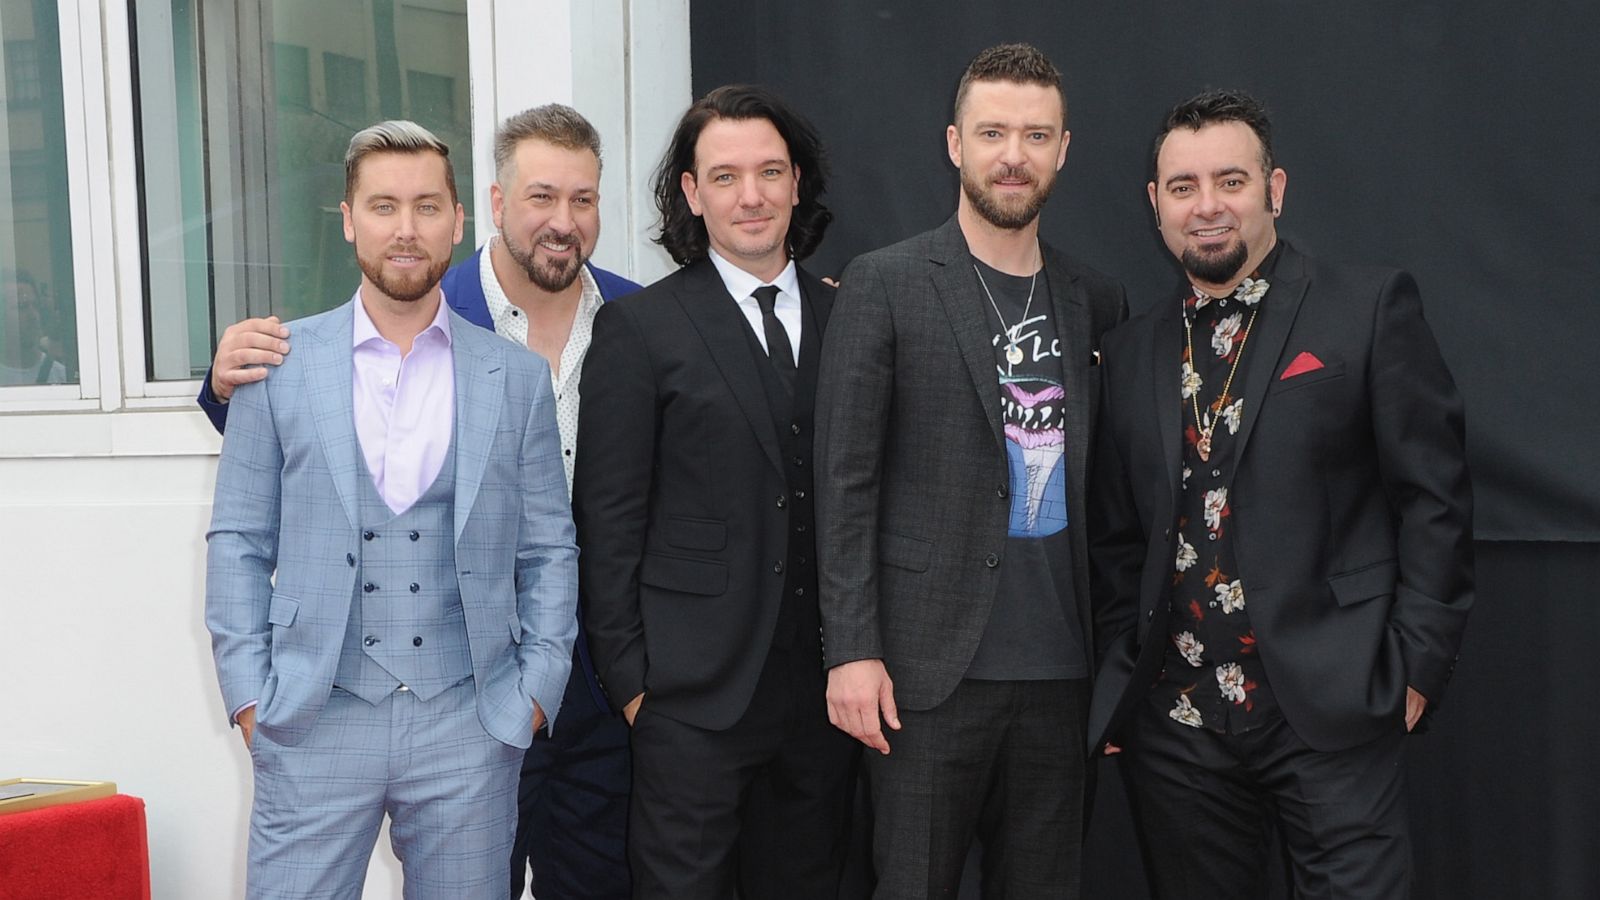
[1368,271,1474,705]
[573,301,658,710]
[813,256,896,667]
[203,377,280,722]
[196,368,229,435]
[512,357,580,732]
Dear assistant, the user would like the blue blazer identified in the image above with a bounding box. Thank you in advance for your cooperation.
[199,247,642,715]
[205,299,579,748]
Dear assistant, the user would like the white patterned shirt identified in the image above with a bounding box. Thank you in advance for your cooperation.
[479,237,603,495]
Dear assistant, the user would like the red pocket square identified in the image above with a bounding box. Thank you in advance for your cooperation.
[1280,352,1325,380]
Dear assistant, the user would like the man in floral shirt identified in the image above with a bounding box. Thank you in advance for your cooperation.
[1087,90,1473,898]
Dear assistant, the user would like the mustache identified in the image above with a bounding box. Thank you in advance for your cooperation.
[988,164,1035,185]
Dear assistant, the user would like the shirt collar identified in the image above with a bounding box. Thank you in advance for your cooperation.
[483,236,602,333]
[352,287,453,349]
[707,247,800,303]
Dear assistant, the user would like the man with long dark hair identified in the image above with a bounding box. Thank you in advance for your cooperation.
[815,45,1127,897]
[574,85,857,899]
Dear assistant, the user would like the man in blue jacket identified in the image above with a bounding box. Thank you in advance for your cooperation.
[198,104,641,900]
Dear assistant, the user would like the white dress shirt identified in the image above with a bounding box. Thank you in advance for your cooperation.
[707,248,803,361]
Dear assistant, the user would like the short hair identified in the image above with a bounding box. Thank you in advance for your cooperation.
[953,43,1067,128]
[651,85,832,266]
[494,104,604,183]
[343,120,457,204]
[1151,89,1275,180]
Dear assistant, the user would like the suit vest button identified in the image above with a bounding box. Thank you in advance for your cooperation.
[409,583,420,593]
[773,561,785,574]
[363,636,378,647]
[409,530,421,541]
[984,553,1000,568]
[363,582,377,592]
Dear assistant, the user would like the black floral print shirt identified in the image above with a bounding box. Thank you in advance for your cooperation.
[1153,249,1283,735]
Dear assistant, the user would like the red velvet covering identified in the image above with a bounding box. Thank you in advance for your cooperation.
[0,794,151,900]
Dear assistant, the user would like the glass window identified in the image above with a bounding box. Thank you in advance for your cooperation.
[131,0,474,382]
[0,0,78,387]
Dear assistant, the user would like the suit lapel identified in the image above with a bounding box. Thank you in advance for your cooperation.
[676,260,785,474]
[1233,245,1309,463]
[303,302,362,531]
[928,220,1006,452]
[1042,247,1091,519]
[451,320,505,543]
[1152,300,1185,504]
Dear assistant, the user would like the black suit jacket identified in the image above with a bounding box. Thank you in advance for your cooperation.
[574,258,834,731]
[1086,241,1474,753]
[814,216,1128,711]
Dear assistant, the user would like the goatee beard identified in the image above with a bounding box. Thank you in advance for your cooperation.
[505,232,587,293]
[963,164,1054,230]
[1181,239,1249,287]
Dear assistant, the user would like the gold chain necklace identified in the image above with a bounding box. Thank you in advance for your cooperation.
[1182,295,1260,462]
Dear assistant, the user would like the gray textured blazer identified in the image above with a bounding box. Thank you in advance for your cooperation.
[814,216,1128,711]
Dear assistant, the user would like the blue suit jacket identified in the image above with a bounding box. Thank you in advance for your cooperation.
[205,297,579,749]
[199,248,641,715]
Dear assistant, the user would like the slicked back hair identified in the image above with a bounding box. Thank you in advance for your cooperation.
[344,120,457,204]
[953,43,1067,128]
[651,85,832,267]
[1152,89,1275,180]
[494,104,604,184]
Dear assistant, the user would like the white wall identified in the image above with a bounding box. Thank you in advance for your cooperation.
[0,2,689,896]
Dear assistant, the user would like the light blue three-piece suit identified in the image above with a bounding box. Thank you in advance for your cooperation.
[206,295,577,899]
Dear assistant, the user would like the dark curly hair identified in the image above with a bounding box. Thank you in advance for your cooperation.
[652,85,832,266]
[1152,89,1275,181]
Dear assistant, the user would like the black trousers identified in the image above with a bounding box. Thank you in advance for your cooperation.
[510,665,632,900]
[1122,695,1411,900]
[627,642,860,900]
[868,678,1090,900]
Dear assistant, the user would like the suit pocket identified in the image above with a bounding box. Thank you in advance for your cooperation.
[664,516,727,552]
[1268,361,1346,394]
[1328,560,1398,607]
[639,553,728,596]
[878,531,933,573]
[267,593,301,627]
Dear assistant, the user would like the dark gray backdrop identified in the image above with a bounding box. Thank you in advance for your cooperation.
[688,2,1600,897]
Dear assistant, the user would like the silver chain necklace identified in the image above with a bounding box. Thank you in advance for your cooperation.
[973,263,1039,367]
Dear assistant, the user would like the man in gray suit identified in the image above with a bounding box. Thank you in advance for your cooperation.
[815,45,1126,897]
[206,121,577,899]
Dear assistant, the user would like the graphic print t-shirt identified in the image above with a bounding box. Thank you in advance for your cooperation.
[964,258,1086,680]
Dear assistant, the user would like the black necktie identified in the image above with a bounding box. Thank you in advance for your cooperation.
[752,285,795,396]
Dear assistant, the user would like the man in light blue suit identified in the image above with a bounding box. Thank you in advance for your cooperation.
[206,120,577,900]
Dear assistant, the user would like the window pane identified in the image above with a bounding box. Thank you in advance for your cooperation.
[0,0,78,387]
[133,0,473,382]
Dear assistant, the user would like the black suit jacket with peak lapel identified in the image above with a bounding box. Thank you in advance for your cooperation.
[574,258,834,731]
[814,215,1128,711]
[1086,240,1474,754]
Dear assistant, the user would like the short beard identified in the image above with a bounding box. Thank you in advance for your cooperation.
[504,230,589,293]
[1180,239,1249,287]
[357,247,450,303]
[962,164,1055,230]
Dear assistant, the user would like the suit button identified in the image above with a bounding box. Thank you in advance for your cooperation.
[792,456,804,467]
[796,556,807,565]
[363,530,375,541]
[793,489,806,500]
[773,561,785,574]
[409,583,420,593]
[997,485,1008,499]
[413,636,423,647]
[777,496,787,509]
[1163,528,1170,538]
[363,636,378,647]
[346,553,356,567]
[1147,609,1155,621]
[795,588,805,597]
[409,530,421,542]
[791,423,801,435]
[363,582,377,593]
[1211,469,1222,478]
[796,524,807,533]
[984,553,1000,568]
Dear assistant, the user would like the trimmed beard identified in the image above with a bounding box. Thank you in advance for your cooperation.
[357,246,451,303]
[504,230,590,293]
[1181,239,1249,287]
[962,163,1055,230]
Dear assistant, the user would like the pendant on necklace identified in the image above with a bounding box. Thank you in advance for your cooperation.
[1006,344,1024,366]
[1196,432,1213,462]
